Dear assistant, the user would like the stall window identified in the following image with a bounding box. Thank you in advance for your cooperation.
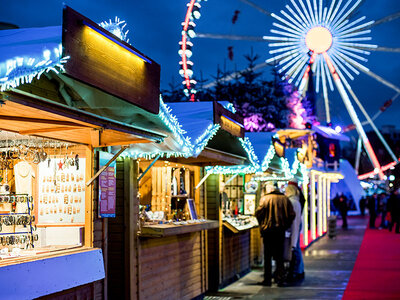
[222,174,244,216]
[0,132,90,263]
[138,161,197,222]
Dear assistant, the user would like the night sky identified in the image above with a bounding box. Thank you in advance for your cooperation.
[1,0,400,130]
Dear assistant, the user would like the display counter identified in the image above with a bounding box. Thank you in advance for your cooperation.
[222,216,258,233]
[140,220,219,237]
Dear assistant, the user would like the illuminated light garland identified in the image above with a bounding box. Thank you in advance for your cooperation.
[261,144,277,171]
[99,17,130,44]
[205,164,258,175]
[158,97,194,155]
[239,137,260,169]
[193,123,220,156]
[180,0,206,101]
[0,45,69,92]
[253,175,294,182]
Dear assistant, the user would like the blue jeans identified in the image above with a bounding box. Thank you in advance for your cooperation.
[293,223,304,275]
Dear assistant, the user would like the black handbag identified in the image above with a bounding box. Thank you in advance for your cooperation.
[283,230,292,261]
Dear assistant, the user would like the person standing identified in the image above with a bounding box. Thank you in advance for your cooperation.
[337,194,349,229]
[367,193,379,229]
[255,182,295,286]
[387,188,400,233]
[379,193,388,229]
[285,182,305,283]
[359,197,366,216]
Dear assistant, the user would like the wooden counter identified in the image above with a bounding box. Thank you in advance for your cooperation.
[139,220,219,238]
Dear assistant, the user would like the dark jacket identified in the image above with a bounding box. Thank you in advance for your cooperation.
[255,191,295,235]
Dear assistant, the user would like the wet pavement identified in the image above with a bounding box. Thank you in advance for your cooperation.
[205,217,367,300]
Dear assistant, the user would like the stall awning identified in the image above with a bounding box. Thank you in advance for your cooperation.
[312,125,350,142]
[167,101,253,166]
[0,89,165,147]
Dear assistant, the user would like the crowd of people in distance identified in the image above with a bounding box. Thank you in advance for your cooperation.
[255,181,305,287]
[361,188,400,232]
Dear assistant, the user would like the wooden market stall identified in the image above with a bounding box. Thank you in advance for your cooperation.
[0,6,176,300]
[105,100,254,299]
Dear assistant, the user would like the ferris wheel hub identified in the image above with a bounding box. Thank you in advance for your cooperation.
[305,26,333,54]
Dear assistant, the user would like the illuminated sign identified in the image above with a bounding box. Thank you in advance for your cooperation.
[213,102,244,138]
[62,6,160,114]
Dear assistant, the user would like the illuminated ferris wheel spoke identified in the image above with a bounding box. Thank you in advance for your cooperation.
[323,52,384,179]
[290,0,312,26]
[337,48,368,62]
[335,65,399,162]
[269,41,300,47]
[325,0,337,24]
[336,16,366,33]
[318,0,323,23]
[365,11,400,29]
[298,0,315,25]
[270,29,302,39]
[269,45,299,55]
[322,59,335,91]
[281,9,307,32]
[335,51,369,72]
[320,59,331,122]
[330,54,355,80]
[272,13,304,33]
[327,0,343,24]
[365,47,400,53]
[315,56,321,92]
[195,33,265,41]
[305,0,317,25]
[273,22,304,36]
[285,55,309,79]
[277,51,304,69]
[351,65,400,94]
[331,0,359,29]
[285,5,308,30]
[337,21,375,36]
[367,92,400,124]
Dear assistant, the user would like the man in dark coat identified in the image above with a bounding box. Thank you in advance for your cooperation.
[367,193,379,228]
[255,182,295,286]
[387,188,400,233]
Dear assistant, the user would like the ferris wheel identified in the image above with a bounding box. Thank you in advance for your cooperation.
[179,0,400,180]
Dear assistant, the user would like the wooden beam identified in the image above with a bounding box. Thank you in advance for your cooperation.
[0,115,87,127]
[98,139,152,147]
[19,126,87,135]
[89,128,101,148]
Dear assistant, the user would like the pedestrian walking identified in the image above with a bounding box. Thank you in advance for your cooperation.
[367,193,379,229]
[359,196,366,216]
[255,182,295,286]
[285,182,305,283]
[387,188,400,233]
[334,193,349,229]
[379,193,388,229]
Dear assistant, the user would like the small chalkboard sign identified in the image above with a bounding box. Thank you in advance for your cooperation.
[186,198,198,220]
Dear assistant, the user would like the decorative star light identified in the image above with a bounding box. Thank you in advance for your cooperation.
[264,0,376,93]
[99,17,130,44]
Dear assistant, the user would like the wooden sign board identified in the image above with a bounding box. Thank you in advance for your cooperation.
[62,6,160,114]
[213,102,244,138]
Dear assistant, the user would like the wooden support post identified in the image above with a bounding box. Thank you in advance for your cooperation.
[302,177,309,246]
[327,179,331,217]
[310,172,316,240]
[124,158,139,299]
[322,175,327,233]
[317,174,323,237]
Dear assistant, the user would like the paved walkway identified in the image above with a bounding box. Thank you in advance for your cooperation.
[205,217,367,300]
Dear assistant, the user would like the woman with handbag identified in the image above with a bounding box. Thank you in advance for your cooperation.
[285,182,305,283]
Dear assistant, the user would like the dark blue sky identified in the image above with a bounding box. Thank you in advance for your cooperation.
[1,0,400,130]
